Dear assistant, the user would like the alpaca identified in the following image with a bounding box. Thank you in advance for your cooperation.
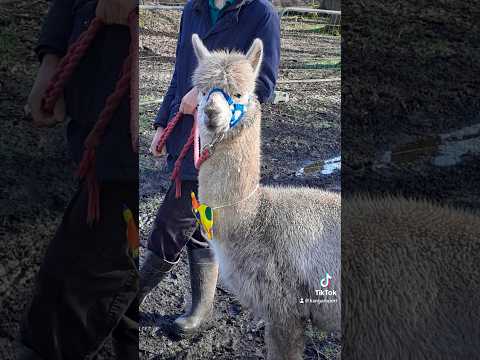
[191,34,341,360]
[343,195,480,359]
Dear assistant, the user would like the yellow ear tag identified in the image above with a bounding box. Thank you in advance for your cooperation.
[191,192,214,240]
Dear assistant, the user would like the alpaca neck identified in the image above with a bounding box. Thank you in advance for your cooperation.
[198,113,261,211]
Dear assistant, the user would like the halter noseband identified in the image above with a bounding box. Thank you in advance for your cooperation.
[205,87,250,128]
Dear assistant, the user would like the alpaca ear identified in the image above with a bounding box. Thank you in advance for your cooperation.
[192,34,210,62]
[246,38,264,78]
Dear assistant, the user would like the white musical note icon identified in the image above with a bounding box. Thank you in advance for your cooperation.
[320,272,332,288]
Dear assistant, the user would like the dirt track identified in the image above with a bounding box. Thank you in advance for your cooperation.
[139,8,341,360]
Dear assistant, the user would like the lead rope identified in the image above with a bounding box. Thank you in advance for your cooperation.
[41,10,139,224]
[156,110,211,198]
[157,111,258,211]
[42,18,104,113]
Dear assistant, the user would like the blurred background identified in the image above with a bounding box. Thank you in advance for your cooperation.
[0,2,78,359]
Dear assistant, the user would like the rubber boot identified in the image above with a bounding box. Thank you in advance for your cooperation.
[139,248,177,304]
[171,247,219,338]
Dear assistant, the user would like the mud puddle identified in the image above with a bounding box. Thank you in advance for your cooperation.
[379,124,480,167]
[296,155,341,177]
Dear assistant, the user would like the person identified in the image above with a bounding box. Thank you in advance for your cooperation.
[140,0,280,337]
[17,0,139,359]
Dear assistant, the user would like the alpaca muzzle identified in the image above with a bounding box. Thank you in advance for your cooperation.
[204,104,222,129]
[205,87,249,128]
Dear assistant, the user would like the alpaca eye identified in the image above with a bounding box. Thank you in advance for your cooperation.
[234,93,242,99]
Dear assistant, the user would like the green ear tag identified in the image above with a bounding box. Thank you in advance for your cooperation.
[191,192,214,240]
[205,207,212,221]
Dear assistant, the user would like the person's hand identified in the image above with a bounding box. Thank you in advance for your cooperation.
[179,87,199,115]
[26,54,66,128]
[96,0,137,25]
[150,126,167,157]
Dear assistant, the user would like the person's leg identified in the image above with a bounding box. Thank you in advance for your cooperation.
[140,180,200,302]
[146,181,202,262]
[108,182,140,359]
[140,180,219,337]
[19,182,138,360]
[171,228,219,337]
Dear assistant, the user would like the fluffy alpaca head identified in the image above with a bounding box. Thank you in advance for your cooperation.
[191,34,263,140]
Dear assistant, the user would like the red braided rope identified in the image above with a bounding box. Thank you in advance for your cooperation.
[158,111,213,198]
[78,16,137,223]
[82,56,132,150]
[171,125,196,198]
[42,18,104,114]
[76,54,132,223]
[41,10,139,224]
[192,111,211,168]
[196,148,211,169]
[154,112,189,198]
[155,111,183,153]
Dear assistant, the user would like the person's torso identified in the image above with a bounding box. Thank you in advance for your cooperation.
[65,0,137,181]
[164,0,272,177]
[172,0,268,109]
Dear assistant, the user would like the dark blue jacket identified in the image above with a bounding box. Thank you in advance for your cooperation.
[154,0,281,180]
[36,0,138,182]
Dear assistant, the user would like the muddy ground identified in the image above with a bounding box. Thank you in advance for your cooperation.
[139,8,341,360]
[0,1,79,359]
[342,0,480,210]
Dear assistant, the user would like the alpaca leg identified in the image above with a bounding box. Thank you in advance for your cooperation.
[265,318,305,360]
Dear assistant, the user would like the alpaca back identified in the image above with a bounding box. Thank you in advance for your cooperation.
[212,186,341,330]
[343,196,480,358]
[260,186,341,295]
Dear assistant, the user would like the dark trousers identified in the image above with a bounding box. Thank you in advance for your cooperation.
[147,181,209,263]
[20,182,139,360]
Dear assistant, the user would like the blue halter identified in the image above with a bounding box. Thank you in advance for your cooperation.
[206,87,249,128]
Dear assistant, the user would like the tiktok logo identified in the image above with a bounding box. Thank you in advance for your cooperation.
[314,272,337,300]
[320,272,332,288]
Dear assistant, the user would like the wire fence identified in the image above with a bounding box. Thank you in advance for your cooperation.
[140,3,341,37]
[280,7,340,37]
[139,3,341,107]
